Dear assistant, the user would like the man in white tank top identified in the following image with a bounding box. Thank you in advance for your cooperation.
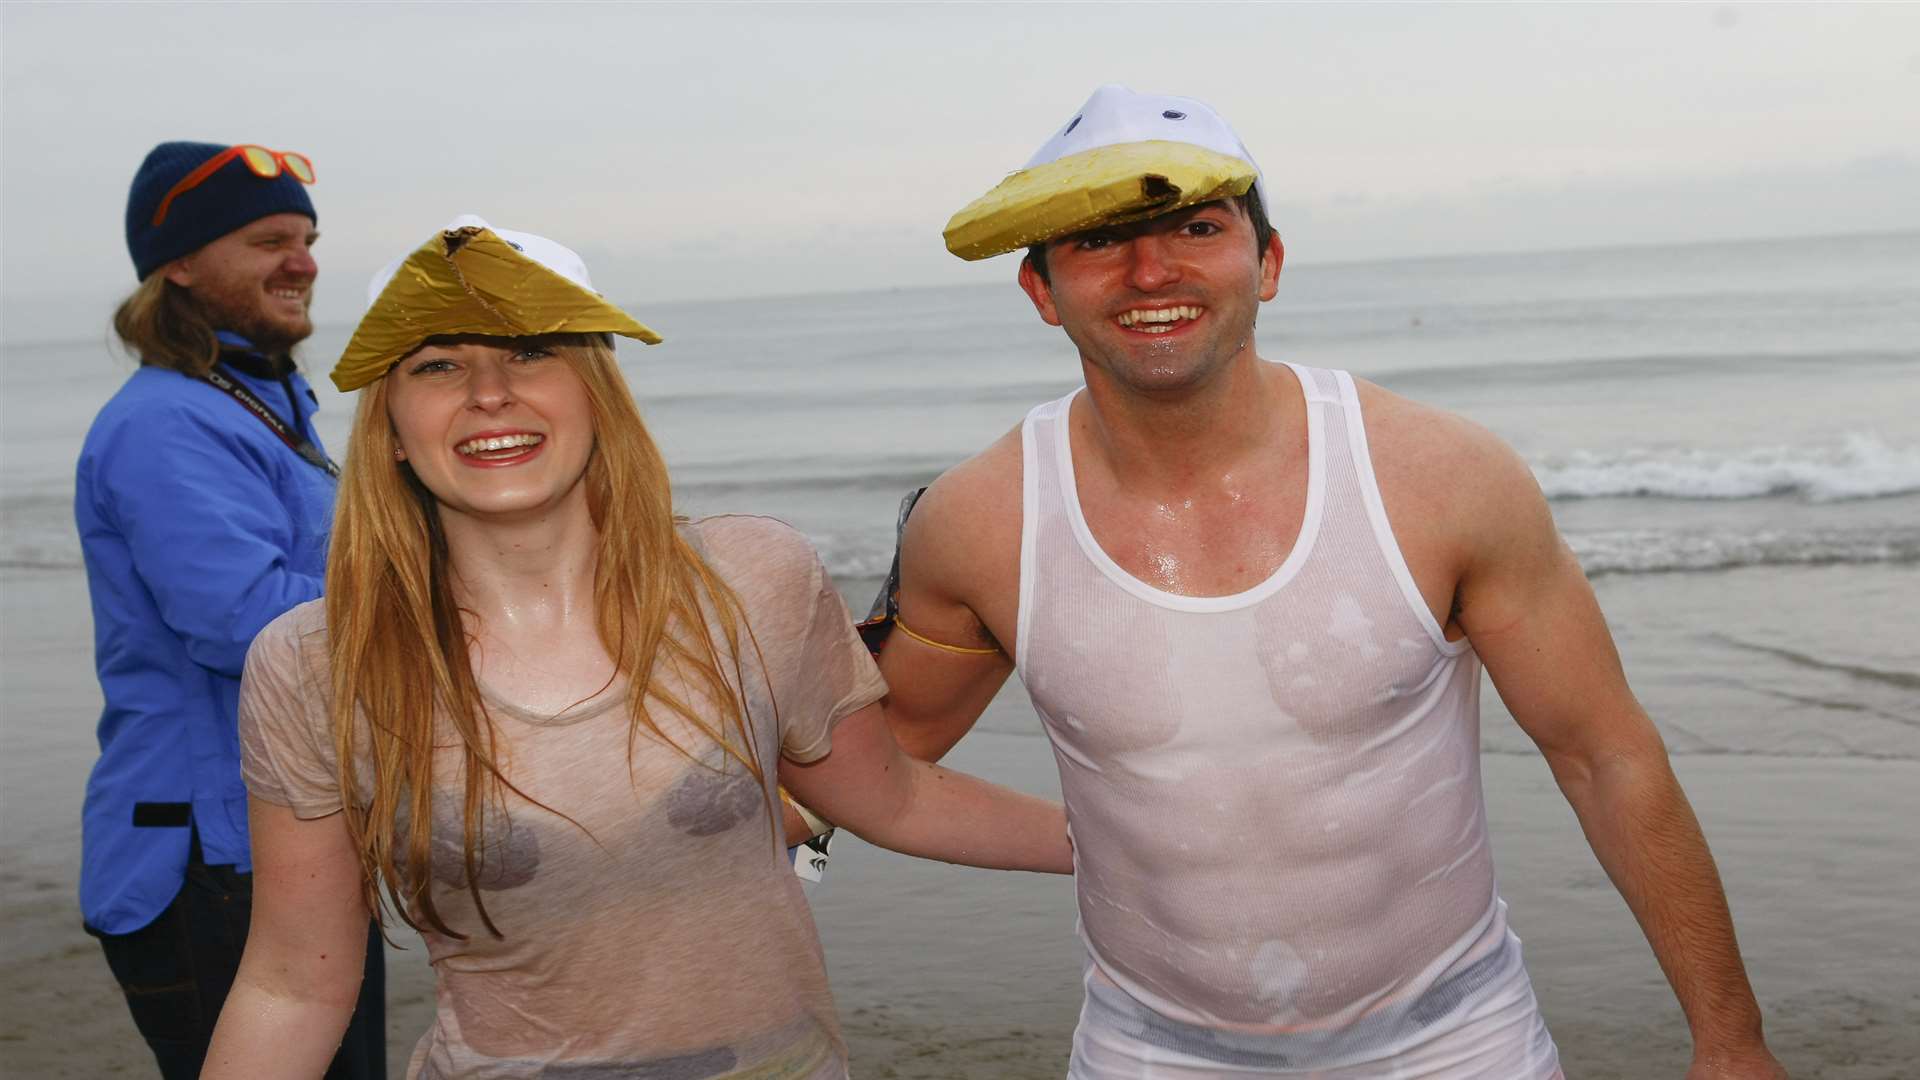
[876,85,1786,1079]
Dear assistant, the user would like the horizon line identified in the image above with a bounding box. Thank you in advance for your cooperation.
[2,224,1914,349]
[605,224,1920,314]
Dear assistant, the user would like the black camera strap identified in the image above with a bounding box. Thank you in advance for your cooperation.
[201,366,340,480]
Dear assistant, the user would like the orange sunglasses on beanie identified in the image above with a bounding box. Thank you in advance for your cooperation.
[125,141,317,280]
[150,145,314,227]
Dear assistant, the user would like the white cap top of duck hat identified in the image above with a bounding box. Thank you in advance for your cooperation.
[364,213,601,308]
[1024,85,1265,207]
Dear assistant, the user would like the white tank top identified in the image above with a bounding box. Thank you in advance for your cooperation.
[1017,365,1558,1075]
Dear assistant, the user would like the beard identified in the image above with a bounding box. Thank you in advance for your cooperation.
[226,311,311,357]
[193,279,314,356]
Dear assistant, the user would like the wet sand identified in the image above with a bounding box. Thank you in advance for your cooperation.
[3,565,1915,1078]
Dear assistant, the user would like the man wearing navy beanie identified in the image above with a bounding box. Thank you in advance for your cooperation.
[75,142,385,1079]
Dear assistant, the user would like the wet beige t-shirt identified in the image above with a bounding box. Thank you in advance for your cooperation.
[239,515,886,1080]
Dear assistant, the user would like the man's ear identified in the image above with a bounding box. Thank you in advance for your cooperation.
[1258,233,1284,302]
[1017,254,1063,327]
[162,256,195,289]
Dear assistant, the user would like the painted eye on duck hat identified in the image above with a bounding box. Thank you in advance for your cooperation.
[330,213,662,393]
[943,84,1265,262]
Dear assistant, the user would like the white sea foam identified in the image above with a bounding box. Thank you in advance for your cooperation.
[793,524,1920,586]
[1566,527,1920,577]
[1533,434,1920,502]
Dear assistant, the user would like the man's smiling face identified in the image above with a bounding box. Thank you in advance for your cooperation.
[165,212,318,353]
[1019,199,1282,397]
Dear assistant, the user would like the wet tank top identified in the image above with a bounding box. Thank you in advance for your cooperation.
[1016,364,1558,1075]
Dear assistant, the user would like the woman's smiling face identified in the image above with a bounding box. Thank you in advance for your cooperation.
[385,337,597,526]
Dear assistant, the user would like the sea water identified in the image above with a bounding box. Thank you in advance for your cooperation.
[7,231,1916,603]
[3,229,1916,1074]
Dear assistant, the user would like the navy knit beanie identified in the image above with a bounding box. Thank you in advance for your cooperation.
[124,141,317,280]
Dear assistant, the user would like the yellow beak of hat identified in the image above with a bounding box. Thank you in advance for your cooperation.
[943,85,1264,262]
[330,215,661,392]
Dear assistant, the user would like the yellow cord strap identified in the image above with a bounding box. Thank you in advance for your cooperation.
[894,618,1002,656]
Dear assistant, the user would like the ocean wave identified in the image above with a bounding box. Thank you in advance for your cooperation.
[1711,635,1920,692]
[1568,526,1920,577]
[1372,348,1916,392]
[672,462,947,500]
[14,524,1908,585]
[809,530,902,584]
[1533,434,1920,502]
[808,523,1920,583]
[0,493,83,571]
[675,433,1920,506]
[809,524,1920,584]
[643,376,1080,412]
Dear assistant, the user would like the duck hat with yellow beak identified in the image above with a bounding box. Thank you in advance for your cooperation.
[943,84,1266,262]
[331,214,660,392]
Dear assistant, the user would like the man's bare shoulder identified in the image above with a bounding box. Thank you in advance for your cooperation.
[900,423,1023,600]
[1352,377,1537,513]
[915,423,1022,530]
[1349,375,1556,592]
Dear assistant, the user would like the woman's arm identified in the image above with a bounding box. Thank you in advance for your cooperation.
[777,702,1073,874]
[202,797,372,1079]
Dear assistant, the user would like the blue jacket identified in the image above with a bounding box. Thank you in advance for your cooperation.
[75,340,335,934]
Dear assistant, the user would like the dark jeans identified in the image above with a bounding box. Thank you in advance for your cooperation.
[88,840,386,1080]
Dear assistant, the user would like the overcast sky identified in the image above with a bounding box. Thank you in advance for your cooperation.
[3,2,1917,342]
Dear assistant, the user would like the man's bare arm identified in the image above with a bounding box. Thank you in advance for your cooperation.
[878,431,1023,763]
[1455,432,1786,1079]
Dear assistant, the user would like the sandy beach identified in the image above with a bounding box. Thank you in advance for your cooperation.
[3,562,1915,1078]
